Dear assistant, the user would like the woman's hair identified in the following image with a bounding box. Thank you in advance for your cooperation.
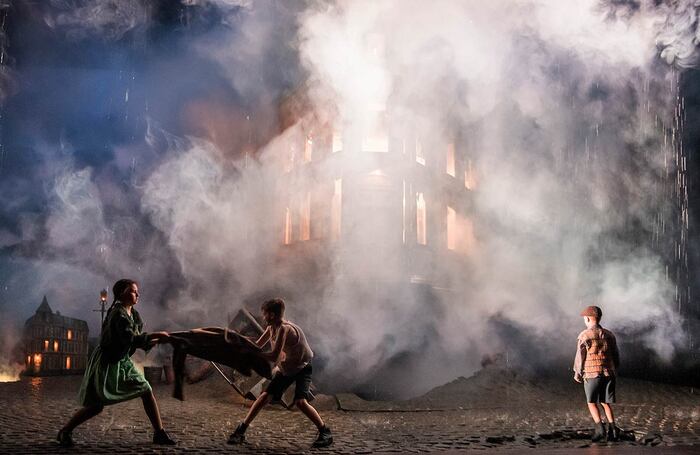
[261,298,285,319]
[102,279,138,330]
[112,278,138,304]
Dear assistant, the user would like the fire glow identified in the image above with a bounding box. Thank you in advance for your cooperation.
[0,362,23,383]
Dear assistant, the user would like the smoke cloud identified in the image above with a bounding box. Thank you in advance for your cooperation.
[1,0,698,396]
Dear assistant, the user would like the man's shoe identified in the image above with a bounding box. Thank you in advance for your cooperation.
[312,426,333,448]
[607,423,620,441]
[592,422,605,442]
[227,423,247,445]
[153,429,176,445]
[56,429,74,447]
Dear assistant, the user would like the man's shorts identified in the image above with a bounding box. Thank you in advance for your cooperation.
[584,375,616,403]
[265,363,313,402]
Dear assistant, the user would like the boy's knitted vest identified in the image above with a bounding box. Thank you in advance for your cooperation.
[579,326,616,378]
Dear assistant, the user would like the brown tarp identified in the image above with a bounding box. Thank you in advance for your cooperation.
[168,327,272,400]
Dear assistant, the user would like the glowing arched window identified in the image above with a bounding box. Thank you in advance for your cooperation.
[67,329,73,340]
[300,192,311,241]
[53,340,59,352]
[416,193,427,245]
[284,208,292,245]
[304,136,313,162]
[416,139,425,165]
[447,206,456,250]
[446,143,456,177]
[465,159,476,190]
[331,179,342,240]
[44,340,49,351]
[65,356,71,370]
[332,131,343,153]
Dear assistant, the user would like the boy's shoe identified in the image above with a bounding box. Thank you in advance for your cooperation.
[591,423,605,442]
[312,426,333,448]
[153,429,177,445]
[227,423,247,445]
[56,429,74,447]
[607,423,620,441]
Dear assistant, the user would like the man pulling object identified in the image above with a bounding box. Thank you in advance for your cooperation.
[164,298,333,448]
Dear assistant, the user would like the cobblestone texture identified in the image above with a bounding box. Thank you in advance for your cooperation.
[0,375,699,453]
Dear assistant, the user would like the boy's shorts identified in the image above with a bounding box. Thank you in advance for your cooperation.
[584,375,616,403]
[265,363,313,402]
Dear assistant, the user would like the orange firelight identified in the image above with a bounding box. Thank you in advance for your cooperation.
[331,179,342,240]
[447,206,457,250]
[300,192,311,241]
[446,143,456,177]
[284,207,292,245]
[416,193,427,245]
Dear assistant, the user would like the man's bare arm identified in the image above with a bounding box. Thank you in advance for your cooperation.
[262,325,287,363]
[255,326,272,348]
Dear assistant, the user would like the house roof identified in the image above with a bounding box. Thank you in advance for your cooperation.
[36,295,52,313]
[24,296,88,330]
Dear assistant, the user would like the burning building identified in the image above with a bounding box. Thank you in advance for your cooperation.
[277,124,476,283]
[23,296,89,376]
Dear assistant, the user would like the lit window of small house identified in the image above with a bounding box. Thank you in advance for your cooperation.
[44,340,49,351]
[53,340,59,352]
[67,329,73,340]
[65,356,71,370]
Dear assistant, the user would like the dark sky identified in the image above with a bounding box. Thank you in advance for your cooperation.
[0,0,303,332]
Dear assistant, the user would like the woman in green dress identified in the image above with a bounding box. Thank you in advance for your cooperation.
[57,279,175,446]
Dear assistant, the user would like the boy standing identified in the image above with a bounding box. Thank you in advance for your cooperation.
[228,298,333,448]
[573,305,620,442]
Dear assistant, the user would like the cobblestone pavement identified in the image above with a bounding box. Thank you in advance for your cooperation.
[0,375,699,454]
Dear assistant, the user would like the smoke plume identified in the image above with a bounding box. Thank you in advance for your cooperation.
[1,0,698,395]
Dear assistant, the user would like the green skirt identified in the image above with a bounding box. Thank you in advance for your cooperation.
[78,346,152,407]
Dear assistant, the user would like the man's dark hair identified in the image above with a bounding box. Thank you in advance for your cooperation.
[261,298,285,318]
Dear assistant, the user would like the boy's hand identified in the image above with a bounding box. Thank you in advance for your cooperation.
[573,374,582,383]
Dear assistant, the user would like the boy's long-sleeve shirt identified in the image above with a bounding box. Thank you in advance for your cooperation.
[573,324,619,380]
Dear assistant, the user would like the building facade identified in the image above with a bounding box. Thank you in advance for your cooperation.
[23,296,89,376]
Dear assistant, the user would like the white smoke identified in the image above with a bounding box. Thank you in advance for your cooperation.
[13,0,697,396]
[44,0,151,41]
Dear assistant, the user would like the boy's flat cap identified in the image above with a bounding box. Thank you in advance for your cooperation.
[580,305,602,318]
